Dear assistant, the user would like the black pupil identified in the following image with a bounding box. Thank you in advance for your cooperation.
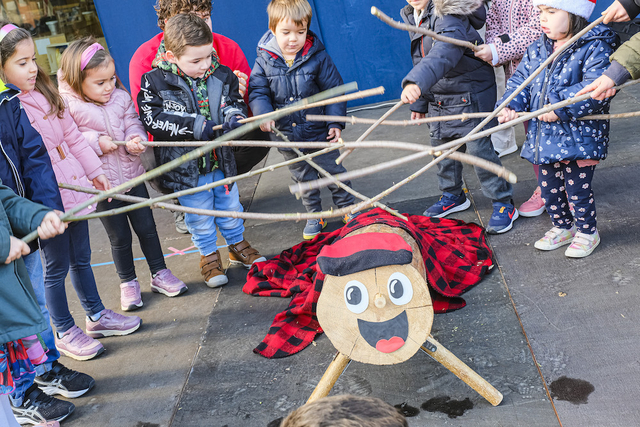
[346,286,362,305]
[390,279,404,299]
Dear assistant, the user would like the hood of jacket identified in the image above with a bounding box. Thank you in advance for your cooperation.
[401,0,485,28]
[257,30,324,66]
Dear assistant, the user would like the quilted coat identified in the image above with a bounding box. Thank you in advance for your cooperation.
[58,77,147,188]
[248,30,345,148]
[501,25,619,165]
[19,90,104,215]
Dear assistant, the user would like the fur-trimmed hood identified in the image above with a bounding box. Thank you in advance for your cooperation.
[432,0,484,17]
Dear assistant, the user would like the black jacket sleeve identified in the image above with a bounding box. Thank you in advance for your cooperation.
[620,0,640,19]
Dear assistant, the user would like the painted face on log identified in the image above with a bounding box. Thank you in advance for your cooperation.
[316,226,433,365]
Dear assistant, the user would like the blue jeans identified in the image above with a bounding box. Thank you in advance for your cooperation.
[40,220,105,334]
[9,251,58,406]
[177,170,245,256]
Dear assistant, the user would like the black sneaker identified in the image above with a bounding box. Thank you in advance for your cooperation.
[34,360,95,398]
[11,384,75,425]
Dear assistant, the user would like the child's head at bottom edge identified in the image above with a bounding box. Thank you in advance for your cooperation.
[164,13,214,80]
[280,394,408,427]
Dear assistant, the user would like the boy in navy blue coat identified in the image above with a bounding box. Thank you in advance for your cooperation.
[249,0,356,240]
[401,0,517,234]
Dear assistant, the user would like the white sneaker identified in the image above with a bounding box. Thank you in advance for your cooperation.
[534,226,576,251]
[565,230,600,258]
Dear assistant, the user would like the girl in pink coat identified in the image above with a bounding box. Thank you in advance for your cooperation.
[58,37,187,313]
[475,0,545,218]
[0,22,141,361]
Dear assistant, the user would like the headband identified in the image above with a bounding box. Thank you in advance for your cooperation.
[0,24,18,43]
[80,42,104,70]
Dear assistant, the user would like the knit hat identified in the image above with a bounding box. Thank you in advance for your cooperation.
[532,0,596,20]
[317,232,413,277]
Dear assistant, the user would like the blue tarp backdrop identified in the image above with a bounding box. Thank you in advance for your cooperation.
[94,0,411,107]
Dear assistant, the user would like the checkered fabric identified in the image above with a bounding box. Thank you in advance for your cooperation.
[243,208,494,358]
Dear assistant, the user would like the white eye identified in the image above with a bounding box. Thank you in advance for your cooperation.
[344,280,369,314]
[387,272,413,306]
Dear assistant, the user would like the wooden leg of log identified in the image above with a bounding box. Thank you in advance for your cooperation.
[421,336,503,406]
[307,352,351,403]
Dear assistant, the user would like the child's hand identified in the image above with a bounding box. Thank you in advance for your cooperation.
[498,107,518,124]
[92,174,111,192]
[260,120,275,133]
[474,44,493,63]
[233,70,248,98]
[602,1,630,24]
[327,128,341,143]
[125,137,146,155]
[99,136,118,154]
[576,75,617,101]
[538,111,559,122]
[401,84,421,104]
[6,236,30,264]
[38,211,67,240]
[411,111,426,125]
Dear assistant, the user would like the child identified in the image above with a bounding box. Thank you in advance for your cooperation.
[0,74,93,422]
[0,22,142,361]
[476,0,546,217]
[0,180,68,427]
[400,0,518,234]
[281,395,408,427]
[249,0,356,240]
[138,14,265,288]
[58,37,187,312]
[499,0,618,257]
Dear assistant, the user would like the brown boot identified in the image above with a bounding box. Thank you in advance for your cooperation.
[228,240,266,268]
[199,251,228,288]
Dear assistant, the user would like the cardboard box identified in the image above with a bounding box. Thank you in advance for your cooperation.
[33,34,66,75]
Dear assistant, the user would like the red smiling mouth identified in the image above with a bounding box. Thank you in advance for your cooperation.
[375,336,406,353]
[357,311,409,354]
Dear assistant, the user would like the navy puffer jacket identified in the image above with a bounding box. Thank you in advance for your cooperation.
[501,25,619,165]
[401,0,497,139]
[249,31,345,149]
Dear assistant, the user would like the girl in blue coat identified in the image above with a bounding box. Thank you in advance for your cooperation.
[499,0,618,258]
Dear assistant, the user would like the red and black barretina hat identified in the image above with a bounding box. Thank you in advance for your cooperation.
[317,232,413,277]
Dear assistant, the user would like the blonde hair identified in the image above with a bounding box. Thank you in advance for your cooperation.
[164,13,213,58]
[59,37,120,104]
[0,20,64,118]
[281,395,408,427]
[267,0,312,32]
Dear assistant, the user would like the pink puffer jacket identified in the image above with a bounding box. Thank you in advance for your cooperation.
[486,0,541,79]
[58,79,147,188]
[19,90,104,215]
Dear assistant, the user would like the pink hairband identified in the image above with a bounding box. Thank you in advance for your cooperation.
[80,42,104,70]
[0,24,18,43]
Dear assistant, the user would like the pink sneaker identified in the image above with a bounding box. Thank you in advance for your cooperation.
[55,325,104,361]
[120,280,142,311]
[151,269,188,297]
[519,187,546,217]
[86,309,141,338]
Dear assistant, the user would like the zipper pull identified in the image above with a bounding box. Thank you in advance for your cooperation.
[224,184,230,195]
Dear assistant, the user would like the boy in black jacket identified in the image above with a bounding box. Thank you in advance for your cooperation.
[401,0,517,234]
[139,14,265,288]
[249,0,357,240]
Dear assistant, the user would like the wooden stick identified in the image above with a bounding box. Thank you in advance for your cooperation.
[336,99,404,164]
[421,337,503,406]
[20,83,358,243]
[307,352,351,403]
[209,86,385,131]
[371,6,480,52]
[271,127,408,221]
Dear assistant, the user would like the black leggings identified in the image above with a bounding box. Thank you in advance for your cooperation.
[97,183,166,282]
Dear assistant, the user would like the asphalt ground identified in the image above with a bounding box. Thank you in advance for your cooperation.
[56,84,640,426]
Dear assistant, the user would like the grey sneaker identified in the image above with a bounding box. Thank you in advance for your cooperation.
[86,309,141,338]
[303,219,326,240]
[174,211,189,234]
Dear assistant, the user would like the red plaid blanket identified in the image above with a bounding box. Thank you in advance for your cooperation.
[243,208,493,358]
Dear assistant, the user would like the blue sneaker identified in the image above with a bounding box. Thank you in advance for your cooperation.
[423,192,471,218]
[486,202,519,234]
[303,219,326,240]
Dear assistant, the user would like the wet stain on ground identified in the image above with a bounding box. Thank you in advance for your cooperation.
[549,376,595,405]
[394,402,420,417]
[135,423,160,427]
[421,396,474,419]
[267,417,284,427]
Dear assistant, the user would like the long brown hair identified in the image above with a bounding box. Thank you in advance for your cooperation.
[58,36,123,104]
[0,20,65,118]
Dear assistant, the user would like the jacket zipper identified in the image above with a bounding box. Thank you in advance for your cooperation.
[0,141,24,196]
[99,105,125,186]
